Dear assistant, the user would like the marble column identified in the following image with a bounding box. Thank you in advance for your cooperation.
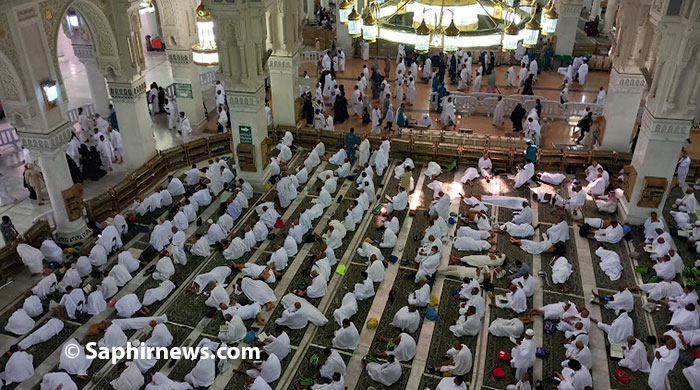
[228,87,270,189]
[72,43,111,116]
[269,0,302,127]
[305,0,315,22]
[599,68,646,150]
[18,125,92,245]
[107,77,157,171]
[603,0,619,32]
[619,109,691,224]
[589,0,602,20]
[554,0,585,56]
[269,55,300,127]
[167,49,207,130]
[335,9,353,54]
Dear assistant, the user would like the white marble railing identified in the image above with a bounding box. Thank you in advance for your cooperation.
[66,103,96,124]
[0,126,20,150]
[432,91,603,121]
[200,70,218,87]
[300,50,323,64]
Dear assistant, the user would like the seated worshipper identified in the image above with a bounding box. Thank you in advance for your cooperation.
[234,188,249,209]
[418,113,433,128]
[585,161,604,182]
[514,161,535,189]
[59,338,92,378]
[561,341,592,371]
[565,185,586,211]
[490,283,527,313]
[218,213,234,234]
[590,310,633,344]
[96,224,123,254]
[191,233,211,257]
[276,302,309,329]
[510,329,537,381]
[584,218,624,243]
[460,287,486,317]
[18,318,64,350]
[391,304,420,333]
[555,360,591,390]
[40,239,63,264]
[435,340,473,377]
[57,286,85,320]
[385,187,408,214]
[592,246,623,281]
[259,204,281,229]
[181,199,198,223]
[99,275,118,299]
[509,237,555,255]
[429,191,451,220]
[536,172,566,186]
[142,280,177,307]
[513,272,535,297]
[618,336,651,373]
[152,256,175,281]
[169,226,187,265]
[450,306,481,337]
[4,308,35,335]
[415,245,441,282]
[353,271,375,300]
[205,283,232,309]
[255,327,291,362]
[0,345,35,385]
[234,277,277,311]
[644,212,664,242]
[671,210,693,231]
[333,318,360,351]
[235,351,281,385]
[542,216,570,244]
[674,187,697,213]
[668,303,699,331]
[115,293,149,317]
[512,201,533,225]
[652,255,677,281]
[648,336,680,390]
[408,280,431,307]
[584,168,608,196]
[276,173,297,208]
[183,339,221,388]
[425,161,442,180]
[206,219,227,245]
[550,256,574,291]
[185,164,202,187]
[373,332,417,363]
[363,354,402,386]
[591,285,634,314]
[335,158,351,178]
[57,265,82,293]
[149,221,171,252]
[595,190,620,214]
[223,235,249,261]
[318,348,347,380]
[85,285,107,315]
[167,175,185,196]
[40,372,78,390]
[238,178,254,199]
[106,264,132,286]
[192,188,212,207]
[305,269,328,299]
[117,251,140,273]
[22,295,43,318]
[635,280,683,302]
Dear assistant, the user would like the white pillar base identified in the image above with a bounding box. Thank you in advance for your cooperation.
[599,67,646,151]
[108,78,158,171]
[18,124,92,245]
[620,108,691,224]
[228,86,270,192]
[168,50,208,130]
[269,53,299,127]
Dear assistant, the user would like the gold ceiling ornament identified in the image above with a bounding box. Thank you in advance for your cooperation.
[45,9,53,20]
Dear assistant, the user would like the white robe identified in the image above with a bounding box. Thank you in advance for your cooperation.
[143,280,177,306]
[619,339,651,372]
[152,257,175,281]
[551,257,573,284]
[597,312,634,344]
[99,323,128,348]
[17,243,44,274]
[489,318,525,338]
[595,247,623,281]
[4,308,35,335]
[333,323,360,350]
[391,306,420,333]
[18,318,64,349]
[366,359,402,386]
[263,332,291,361]
[495,287,527,313]
[237,277,277,304]
[514,163,535,188]
[2,351,35,385]
[22,295,43,317]
[648,346,679,390]
[60,338,93,376]
[320,350,347,379]
[115,293,142,318]
[275,306,309,329]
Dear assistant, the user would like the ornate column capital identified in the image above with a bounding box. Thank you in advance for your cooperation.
[609,66,647,93]
[16,122,73,156]
[226,85,266,114]
[640,107,692,142]
[107,77,148,103]
[167,49,194,66]
[268,53,299,76]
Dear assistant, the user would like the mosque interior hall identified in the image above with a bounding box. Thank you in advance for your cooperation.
[1,0,700,389]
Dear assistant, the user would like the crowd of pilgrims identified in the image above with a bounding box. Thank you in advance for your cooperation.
[68,107,124,183]
[297,42,605,150]
[1,106,698,388]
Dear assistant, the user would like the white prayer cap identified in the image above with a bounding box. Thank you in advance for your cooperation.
[695,220,700,226]
[207,219,214,224]
[525,329,534,337]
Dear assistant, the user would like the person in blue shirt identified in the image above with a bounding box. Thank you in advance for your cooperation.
[396,103,406,129]
[108,104,119,132]
[524,140,538,163]
[345,127,359,162]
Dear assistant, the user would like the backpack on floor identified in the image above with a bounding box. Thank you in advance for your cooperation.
[536,347,548,358]
[492,367,506,378]
[544,322,556,334]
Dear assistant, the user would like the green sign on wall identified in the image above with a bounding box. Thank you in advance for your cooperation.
[173,83,193,99]
[239,125,253,144]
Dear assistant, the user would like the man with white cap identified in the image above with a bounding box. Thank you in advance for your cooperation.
[511,328,536,380]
